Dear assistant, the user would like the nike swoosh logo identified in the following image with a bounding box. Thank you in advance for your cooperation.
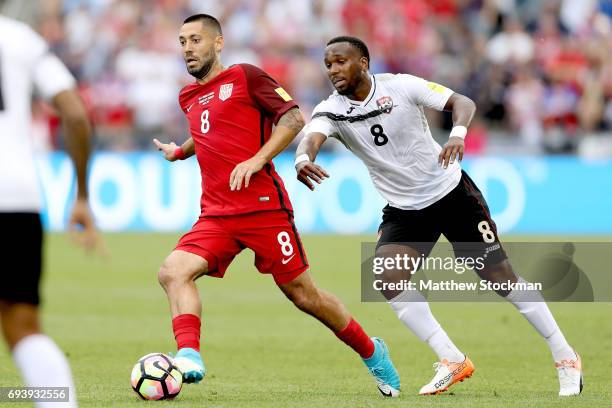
[378,387,393,397]
[281,255,295,265]
[186,104,194,112]
[153,361,177,380]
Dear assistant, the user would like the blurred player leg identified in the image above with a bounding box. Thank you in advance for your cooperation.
[277,271,401,397]
[1,303,76,408]
[0,214,77,407]
[158,249,209,383]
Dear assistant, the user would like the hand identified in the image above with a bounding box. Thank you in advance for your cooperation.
[296,161,329,191]
[229,156,266,191]
[68,198,105,255]
[153,138,179,162]
[438,136,464,169]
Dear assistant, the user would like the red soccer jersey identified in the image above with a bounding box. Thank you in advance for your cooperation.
[178,64,297,216]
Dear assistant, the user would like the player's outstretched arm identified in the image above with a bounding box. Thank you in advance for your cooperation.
[438,93,476,169]
[295,132,329,191]
[52,89,101,253]
[153,137,195,161]
[229,107,304,191]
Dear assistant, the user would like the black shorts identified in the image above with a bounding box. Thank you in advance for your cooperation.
[377,170,507,268]
[0,213,43,305]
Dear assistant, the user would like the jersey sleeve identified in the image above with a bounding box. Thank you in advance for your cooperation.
[303,101,338,139]
[23,26,76,100]
[240,64,298,124]
[33,54,76,100]
[398,74,454,111]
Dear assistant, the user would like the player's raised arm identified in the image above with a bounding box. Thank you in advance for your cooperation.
[438,93,477,168]
[295,132,330,191]
[229,107,304,191]
[153,137,195,161]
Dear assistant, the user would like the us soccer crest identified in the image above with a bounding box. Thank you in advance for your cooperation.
[219,83,233,101]
[377,96,394,113]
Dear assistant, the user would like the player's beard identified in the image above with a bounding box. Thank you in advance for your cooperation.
[187,48,216,80]
[336,85,353,96]
[335,83,355,96]
[333,77,355,96]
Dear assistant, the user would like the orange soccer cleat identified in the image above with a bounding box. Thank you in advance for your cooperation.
[418,355,475,395]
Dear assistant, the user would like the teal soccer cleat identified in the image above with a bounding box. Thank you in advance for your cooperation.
[363,338,400,397]
[174,347,205,384]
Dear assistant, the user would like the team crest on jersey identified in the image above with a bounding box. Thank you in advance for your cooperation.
[376,96,394,114]
[219,83,233,101]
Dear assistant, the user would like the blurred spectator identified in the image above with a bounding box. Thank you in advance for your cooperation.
[1,0,610,155]
[505,66,545,148]
[486,17,534,65]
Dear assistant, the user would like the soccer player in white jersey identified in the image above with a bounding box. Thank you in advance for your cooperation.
[0,15,99,408]
[295,36,582,397]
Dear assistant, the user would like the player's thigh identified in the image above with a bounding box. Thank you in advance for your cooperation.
[171,217,242,281]
[236,210,309,285]
[376,204,440,258]
[440,171,508,270]
[376,206,439,298]
[0,213,43,306]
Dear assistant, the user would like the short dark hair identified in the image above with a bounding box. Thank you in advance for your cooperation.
[326,36,370,63]
[183,14,222,36]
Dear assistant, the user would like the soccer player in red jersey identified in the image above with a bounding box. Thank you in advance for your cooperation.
[152,14,400,397]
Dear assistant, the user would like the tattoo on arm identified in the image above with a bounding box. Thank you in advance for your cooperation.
[277,108,305,134]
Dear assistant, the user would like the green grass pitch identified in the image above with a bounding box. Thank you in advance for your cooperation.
[0,233,610,407]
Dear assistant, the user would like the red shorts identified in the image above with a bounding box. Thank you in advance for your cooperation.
[175,210,309,284]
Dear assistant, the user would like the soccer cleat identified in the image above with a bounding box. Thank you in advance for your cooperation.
[556,351,583,396]
[174,347,205,384]
[419,355,474,395]
[362,337,401,397]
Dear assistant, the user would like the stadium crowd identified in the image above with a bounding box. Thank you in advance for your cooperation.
[3,0,612,155]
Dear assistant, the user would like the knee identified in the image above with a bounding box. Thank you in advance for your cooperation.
[479,260,516,284]
[157,259,186,289]
[158,252,208,291]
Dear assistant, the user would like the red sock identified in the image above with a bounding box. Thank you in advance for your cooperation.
[172,314,201,351]
[335,318,375,359]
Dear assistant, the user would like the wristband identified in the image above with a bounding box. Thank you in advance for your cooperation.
[174,146,186,160]
[295,153,310,166]
[449,126,467,139]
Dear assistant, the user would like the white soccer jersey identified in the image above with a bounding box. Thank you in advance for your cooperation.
[305,73,461,210]
[0,16,76,211]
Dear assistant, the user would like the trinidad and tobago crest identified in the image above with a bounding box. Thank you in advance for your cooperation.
[376,96,394,113]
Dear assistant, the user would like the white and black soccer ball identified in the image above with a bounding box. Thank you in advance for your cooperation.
[131,353,183,400]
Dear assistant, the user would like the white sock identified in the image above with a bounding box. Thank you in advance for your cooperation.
[505,277,575,362]
[389,290,464,362]
[12,334,77,408]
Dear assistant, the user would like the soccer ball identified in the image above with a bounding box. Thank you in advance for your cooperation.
[130,353,183,400]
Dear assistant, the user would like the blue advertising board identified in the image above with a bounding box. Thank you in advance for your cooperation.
[37,153,612,234]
